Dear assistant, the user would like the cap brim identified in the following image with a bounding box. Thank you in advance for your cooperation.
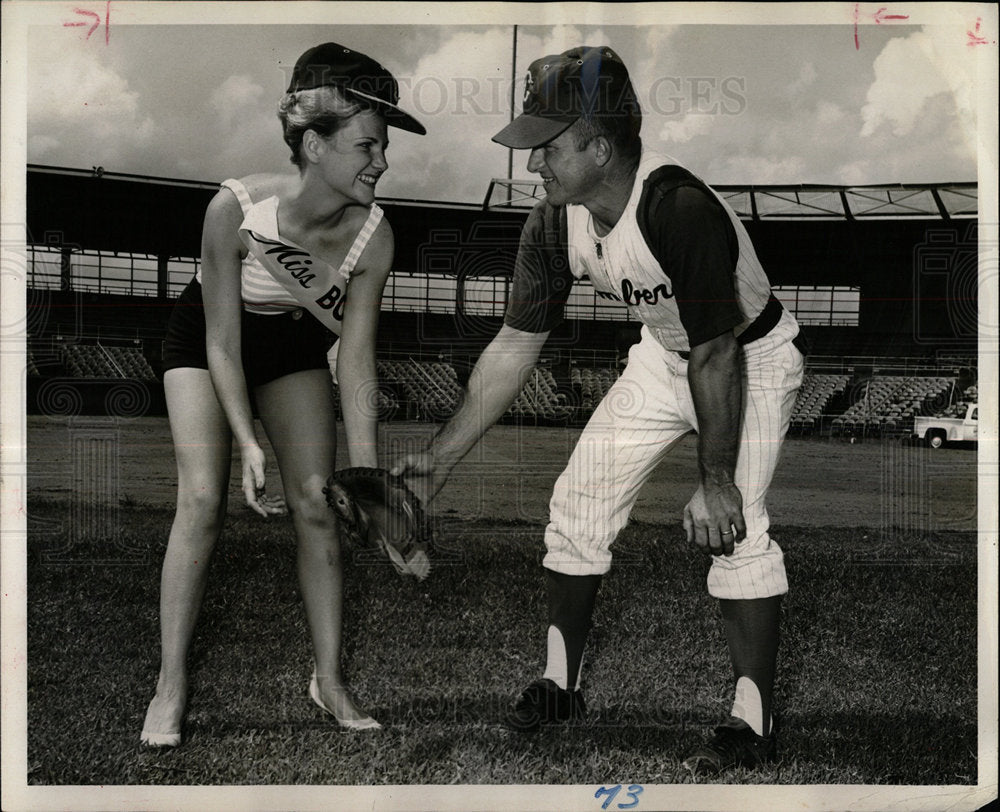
[343,88,426,135]
[491,114,576,149]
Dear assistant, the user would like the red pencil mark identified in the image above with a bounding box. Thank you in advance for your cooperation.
[63,8,100,38]
[63,1,111,44]
[873,8,909,24]
[854,4,910,50]
[967,17,992,47]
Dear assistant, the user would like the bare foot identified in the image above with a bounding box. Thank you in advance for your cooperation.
[141,683,186,746]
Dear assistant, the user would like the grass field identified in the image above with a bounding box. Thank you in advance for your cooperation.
[18,416,984,793]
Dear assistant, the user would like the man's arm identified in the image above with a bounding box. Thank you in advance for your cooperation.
[683,330,746,556]
[393,324,548,503]
[639,178,747,555]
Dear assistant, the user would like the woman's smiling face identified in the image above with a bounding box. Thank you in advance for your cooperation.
[319,110,389,205]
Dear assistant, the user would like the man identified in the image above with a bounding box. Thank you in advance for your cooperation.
[395,45,805,774]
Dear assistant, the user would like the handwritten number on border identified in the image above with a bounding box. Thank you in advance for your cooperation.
[63,1,111,44]
[595,784,643,810]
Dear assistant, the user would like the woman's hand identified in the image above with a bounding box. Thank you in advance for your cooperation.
[241,443,287,517]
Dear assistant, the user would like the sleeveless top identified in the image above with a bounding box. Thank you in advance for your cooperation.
[505,150,794,353]
[196,178,384,330]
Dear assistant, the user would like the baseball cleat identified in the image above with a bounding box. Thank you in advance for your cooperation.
[505,678,586,733]
[682,716,776,775]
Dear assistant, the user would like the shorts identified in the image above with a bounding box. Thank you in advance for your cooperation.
[161,279,335,388]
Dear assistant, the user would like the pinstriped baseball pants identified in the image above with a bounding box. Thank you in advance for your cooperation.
[542,320,804,599]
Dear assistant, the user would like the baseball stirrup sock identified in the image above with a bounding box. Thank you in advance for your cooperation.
[542,571,602,690]
[543,626,570,689]
[720,596,781,737]
[731,676,772,738]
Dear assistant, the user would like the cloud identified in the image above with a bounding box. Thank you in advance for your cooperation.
[197,74,281,178]
[26,37,161,177]
[23,23,979,196]
[789,61,818,95]
[28,135,60,159]
[28,43,156,153]
[815,101,844,126]
[658,114,714,144]
[209,75,268,132]
[375,28,512,202]
[860,29,976,140]
[706,154,809,186]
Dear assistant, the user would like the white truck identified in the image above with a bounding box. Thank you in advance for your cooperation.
[913,403,978,448]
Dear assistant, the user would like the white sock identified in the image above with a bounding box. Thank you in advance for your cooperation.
[730,676,772,736]
[541,625,569,690]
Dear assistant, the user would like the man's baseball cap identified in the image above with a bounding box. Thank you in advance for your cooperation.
[287,42,426,135]
[492,46,635,149]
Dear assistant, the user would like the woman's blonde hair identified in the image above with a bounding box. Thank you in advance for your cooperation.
[277,85,366,167]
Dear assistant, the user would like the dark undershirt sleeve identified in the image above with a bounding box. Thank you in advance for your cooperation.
[503,202,574,334]
[645,183,744,347]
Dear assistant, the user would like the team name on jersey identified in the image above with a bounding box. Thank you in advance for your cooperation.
[595,276,675,307]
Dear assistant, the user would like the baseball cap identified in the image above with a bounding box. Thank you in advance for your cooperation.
[287,42,426,135]
[492,46,634,149]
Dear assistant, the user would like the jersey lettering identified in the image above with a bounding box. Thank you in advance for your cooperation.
[621,277,673,306]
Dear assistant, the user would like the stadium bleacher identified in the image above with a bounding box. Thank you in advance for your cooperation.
[507,366,573,422]
[27,348,41,377]
[831,375,956,437]
[32,332,979,434]
[377,359,463,421]
[571,365,620,413]
[61,343,156,380]
[23,168,980,431]
[933,383,978,418]
[791,373,850,434]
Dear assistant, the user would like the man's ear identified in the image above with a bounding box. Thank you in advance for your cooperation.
[590,135,613,168]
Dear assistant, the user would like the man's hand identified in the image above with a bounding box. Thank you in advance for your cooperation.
[390,449,447,510]
[241,443,287,517]
[683,482,746,556]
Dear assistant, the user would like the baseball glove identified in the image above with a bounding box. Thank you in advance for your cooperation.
[324,467,432,581]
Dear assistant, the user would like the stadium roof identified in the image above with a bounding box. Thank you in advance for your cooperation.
[483,178,978,220]
[26,164,978,221]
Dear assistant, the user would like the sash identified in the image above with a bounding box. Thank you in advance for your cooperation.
[232,190,383,336]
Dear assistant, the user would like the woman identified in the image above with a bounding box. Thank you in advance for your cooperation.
[141,43,425,744]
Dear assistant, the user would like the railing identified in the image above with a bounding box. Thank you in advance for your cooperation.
[96,344,127,378]
[28,245,872,330]
[805,354,977,374]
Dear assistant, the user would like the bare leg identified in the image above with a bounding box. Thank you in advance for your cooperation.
[255,370,376,725]
[142,368,231,744]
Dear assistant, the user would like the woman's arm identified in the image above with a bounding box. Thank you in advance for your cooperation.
[336,217,394,469]
[201,188,282,516]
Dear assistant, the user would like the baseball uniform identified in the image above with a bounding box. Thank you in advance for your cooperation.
[505,150,804,599]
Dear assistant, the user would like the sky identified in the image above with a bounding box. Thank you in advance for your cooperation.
[1,7,998,810]
[12,2,995,205]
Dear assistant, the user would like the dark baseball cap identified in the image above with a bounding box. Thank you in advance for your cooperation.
[287,42,426,135]
[492,46,634,149]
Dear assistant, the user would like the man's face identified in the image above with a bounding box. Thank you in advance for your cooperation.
[525,124,601,208]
